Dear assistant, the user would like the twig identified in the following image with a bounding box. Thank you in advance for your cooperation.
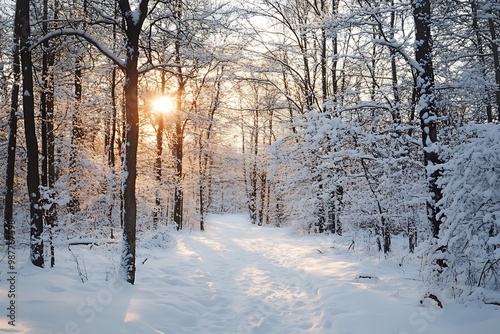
[68,246,88,283]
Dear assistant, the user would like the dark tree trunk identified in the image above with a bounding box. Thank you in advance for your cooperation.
[3,10,21,243]
[68,54,83,215]
[488,13,500,120]
[412,0,443,238]
[153,73,166,227]
[326,186,343,235]
[41,0,57,267]
[105,66,118,239]
[408,218,417,253]
[389,0,401,124]
[258,171,266,226]
[106,1,119,169]
[331,0,339,107]
[153,114,163,227]
[320,0,327,110]
[105,4,119,238]
[198,68,222,231]
[107,67,118,167]
[316,198,326,233]
[118,0,149,285]
[301,37,314,111]
[18,0,44,267]
[471,0,493,123]
[248,111,259,225]
[173,0,184,231]
[199,165,205,232]
[173,84,184,230]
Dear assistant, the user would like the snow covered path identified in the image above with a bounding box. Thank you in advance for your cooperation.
[167,215,326,333]
[2,214,499,333]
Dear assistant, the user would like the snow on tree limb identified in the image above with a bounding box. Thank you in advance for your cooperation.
[31,28,126,69]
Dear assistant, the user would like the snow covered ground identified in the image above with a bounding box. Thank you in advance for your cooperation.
[1,213,499,333]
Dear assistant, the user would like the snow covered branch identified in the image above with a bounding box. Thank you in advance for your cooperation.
[31,28,125,69]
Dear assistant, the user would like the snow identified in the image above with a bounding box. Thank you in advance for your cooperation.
[1,214,499,333]
[130,10,142,25]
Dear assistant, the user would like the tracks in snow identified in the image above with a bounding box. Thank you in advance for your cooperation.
[172,214,324,333]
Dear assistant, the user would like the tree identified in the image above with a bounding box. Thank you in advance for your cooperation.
[411,0,443,238]
[117,0,150,284]
[40,0,57,267]
[3,1,20,244]
[487,4,500,119]
[17,0,44,267]
[33,0,150,283]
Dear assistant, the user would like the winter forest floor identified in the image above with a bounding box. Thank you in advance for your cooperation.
[1,214,499,334]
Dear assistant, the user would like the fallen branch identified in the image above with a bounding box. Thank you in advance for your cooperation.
[358,275,377,280]
[420,294,443,308]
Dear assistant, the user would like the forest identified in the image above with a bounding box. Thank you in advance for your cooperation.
[1,0,499,303]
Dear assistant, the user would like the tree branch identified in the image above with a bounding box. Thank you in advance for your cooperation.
[31,28,125,69]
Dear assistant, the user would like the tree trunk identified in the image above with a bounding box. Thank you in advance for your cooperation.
[412,0,443,238]
[121,48,139,284]
[320,0,327,111]
[118,0,149,285]
[331,0,339,109]
[488,13,500,120]
[249,111,259,225]
[258,171,266,226]
[41,0,57,267]
[3,10,21,243]
[471,0,493,123]
[106,66,118,239]
[153,73,166,227]
[389,0,401,124]
[18,0,44,267]
[105,2,119,239]
[301,36,314,111]
[408,217,417,253]
[173,0,184,231]
[198,135,205,231]
[153,112,164,227]
[68,52,84,215]
[173,83,184,230]
[198,68,222,230]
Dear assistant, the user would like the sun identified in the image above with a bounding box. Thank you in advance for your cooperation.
[151,96,174,114]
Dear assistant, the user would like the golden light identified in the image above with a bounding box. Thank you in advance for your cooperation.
[151,96,174,114]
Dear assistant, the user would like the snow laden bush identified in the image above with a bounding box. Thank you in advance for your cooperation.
[270,111,426,250]
[430,122,500,299]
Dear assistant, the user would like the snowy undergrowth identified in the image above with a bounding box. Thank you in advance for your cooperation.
[1,213,499,333]
[426,123,500,302]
